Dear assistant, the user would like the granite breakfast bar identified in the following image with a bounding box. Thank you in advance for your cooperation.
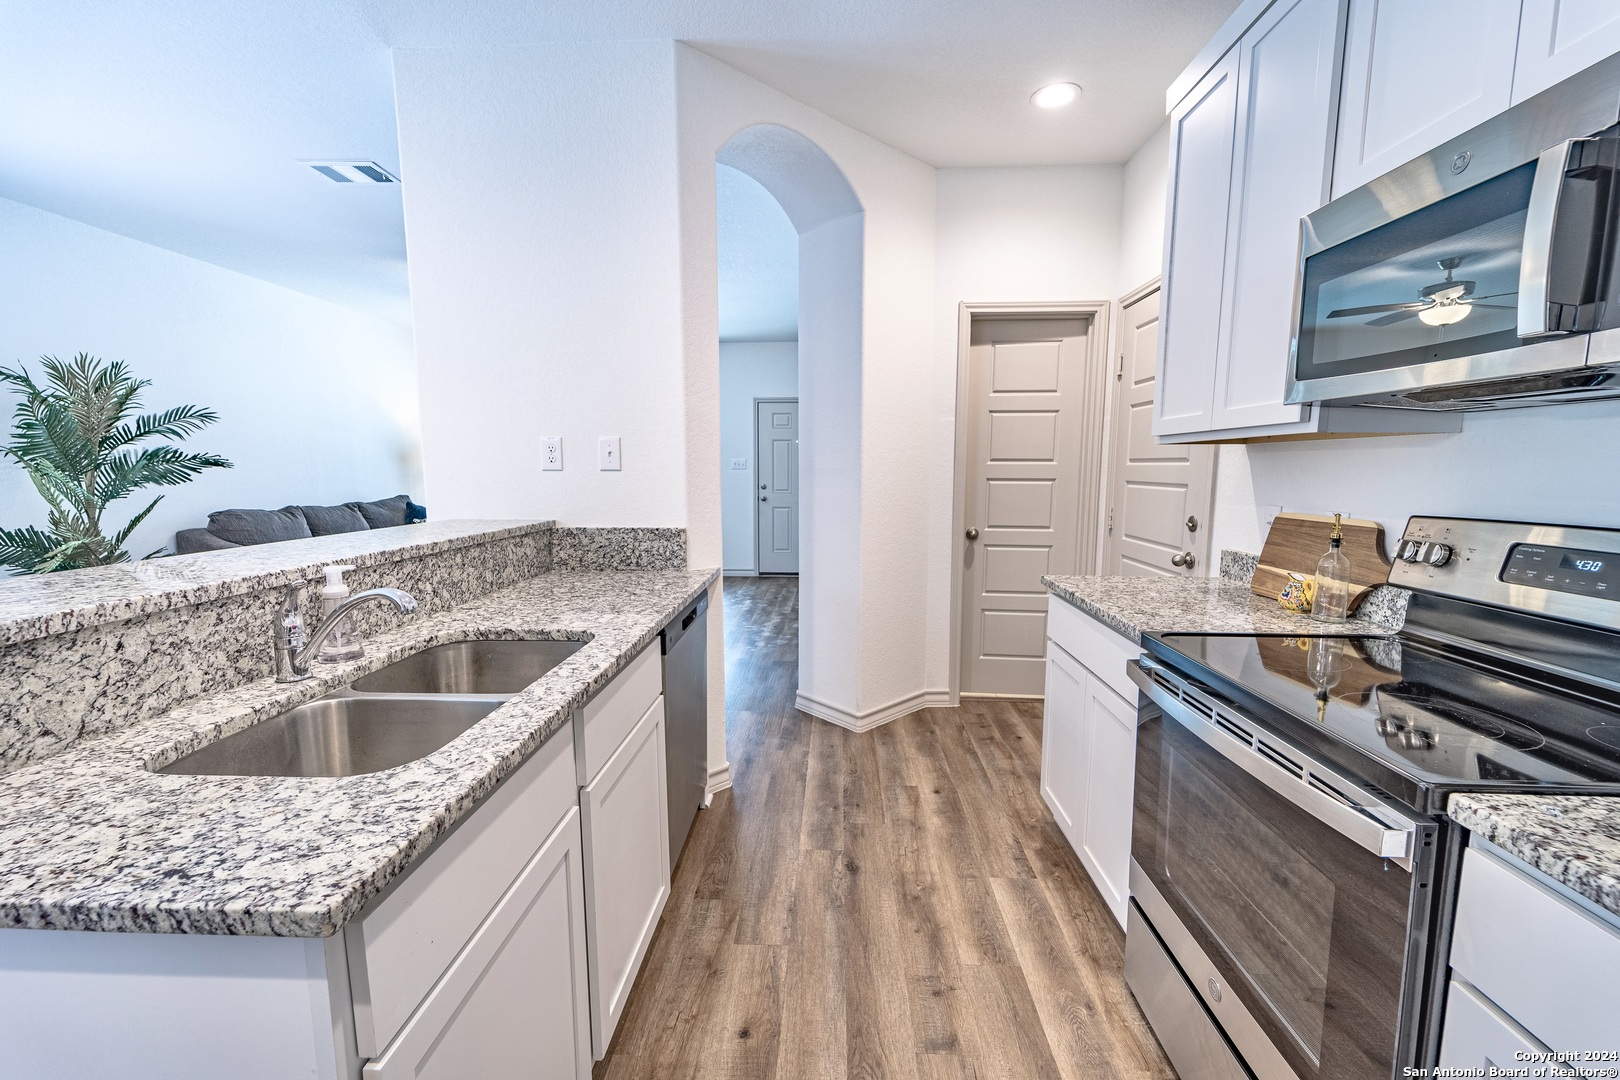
[0,520,718,1078]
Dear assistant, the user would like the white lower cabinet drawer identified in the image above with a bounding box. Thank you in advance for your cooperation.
[582,693,671,1059]
[348,724,578,1057]
[1439,978,1549,1073]
[364,805,592,1080]
[1450,844,1620,1052]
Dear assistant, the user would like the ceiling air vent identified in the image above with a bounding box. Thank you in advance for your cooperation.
[302,160,398,184]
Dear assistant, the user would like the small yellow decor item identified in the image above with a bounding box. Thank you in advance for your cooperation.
[1278,571,1316,613]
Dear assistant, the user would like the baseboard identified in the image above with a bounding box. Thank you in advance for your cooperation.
[703,762,732,805]
[722,568,757,577]
[959,691,1045,701]
[794,688,953,734]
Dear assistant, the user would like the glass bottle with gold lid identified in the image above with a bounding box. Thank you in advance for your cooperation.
[1312,513,1352,623]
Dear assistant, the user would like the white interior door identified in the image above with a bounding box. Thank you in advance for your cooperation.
[1104,289,1215,577]
[961,316,1090,696]
[754,399,799,574]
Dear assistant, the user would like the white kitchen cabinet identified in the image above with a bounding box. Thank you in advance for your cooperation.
[1331,0,1523,199]
[580,693,671,1059]
[1512,0,1620,104]
[364,806,592,1080]
[1156,49,1239,438]
[1041,595,1143,929]
[1438,978,1550,1073]
[1444,841,1620,1055]
[1155,0,1457,442]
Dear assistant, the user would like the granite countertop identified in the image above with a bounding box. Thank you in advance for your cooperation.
[0,566,716,937]
[1448,794,1620,921]
[0,519,551,647]
[1042,568,1405,645]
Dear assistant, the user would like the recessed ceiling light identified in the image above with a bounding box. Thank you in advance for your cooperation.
[1031,82,1082,109]
[301,160,398,184]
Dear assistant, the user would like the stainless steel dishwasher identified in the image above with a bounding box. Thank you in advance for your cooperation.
[661,592,708,865]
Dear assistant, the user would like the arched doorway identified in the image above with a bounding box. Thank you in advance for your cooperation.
[715,124,865,726]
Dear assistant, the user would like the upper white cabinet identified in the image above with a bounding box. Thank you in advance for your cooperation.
[1331,0,1523,199]
[1156,0,1435,441]
[1157,52,1240,437]
[1512,0,1620,103]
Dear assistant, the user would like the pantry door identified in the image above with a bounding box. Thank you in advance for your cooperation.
[960,315,1094,697]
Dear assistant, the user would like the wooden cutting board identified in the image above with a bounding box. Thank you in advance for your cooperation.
[1250,512,1392,614]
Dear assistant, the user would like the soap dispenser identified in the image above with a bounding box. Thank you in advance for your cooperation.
[1312,514,1352,623]
[317,564,364,662]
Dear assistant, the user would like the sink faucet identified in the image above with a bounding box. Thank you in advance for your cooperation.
[274,580,418,682]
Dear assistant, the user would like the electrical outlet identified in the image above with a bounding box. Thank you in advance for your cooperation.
[731,458,748,470]
[599,436,621,471]
[541,436,562,471]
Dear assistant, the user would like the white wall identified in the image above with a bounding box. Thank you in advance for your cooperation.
[391,41,686,529]
[0,197,421,562]
[931,165,1125,687]
[1118,122,1170,296]
[677,47,939,730]
[719,342,798,572]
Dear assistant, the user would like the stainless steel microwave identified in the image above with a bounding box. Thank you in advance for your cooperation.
[1287,52,1620,411]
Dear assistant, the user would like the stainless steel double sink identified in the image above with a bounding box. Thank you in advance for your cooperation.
[157,639,586,779]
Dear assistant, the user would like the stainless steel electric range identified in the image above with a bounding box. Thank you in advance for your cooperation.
[1123,517,1620,1080]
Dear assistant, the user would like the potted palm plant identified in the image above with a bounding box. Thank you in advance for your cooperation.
[0,353,232,574]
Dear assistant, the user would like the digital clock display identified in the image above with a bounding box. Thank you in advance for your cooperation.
[1502,544,1620,600]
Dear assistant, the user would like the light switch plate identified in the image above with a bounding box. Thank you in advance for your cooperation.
[599,436,621,471]
[731,458,748,470]
[541,436,562,471]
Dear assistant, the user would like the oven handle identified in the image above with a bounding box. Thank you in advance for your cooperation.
[1128,657,1420,865]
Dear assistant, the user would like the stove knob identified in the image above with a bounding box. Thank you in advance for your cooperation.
[1423,542,1453,567]
[1398,539,1424,563]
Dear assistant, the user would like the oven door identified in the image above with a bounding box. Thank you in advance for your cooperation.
[1127,658,1436,1080]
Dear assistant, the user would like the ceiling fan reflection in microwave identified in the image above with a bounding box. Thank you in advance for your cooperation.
[1326,256,1516,327]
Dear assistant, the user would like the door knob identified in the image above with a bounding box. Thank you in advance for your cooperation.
[1171,551,1196,568]
[965,527,980,542]
[760,495,767,502]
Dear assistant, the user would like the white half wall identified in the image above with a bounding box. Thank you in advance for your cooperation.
[0,196,421,563]
[719,342,798,573]
[931,165,1125,689]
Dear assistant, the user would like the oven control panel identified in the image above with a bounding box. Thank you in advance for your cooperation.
[1501,544,1620,599]
[1390,517,1620,631]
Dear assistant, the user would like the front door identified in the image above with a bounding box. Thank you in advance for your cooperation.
[961,316,1090,696]
[755,399,799,574]
[1103,288,1215,576]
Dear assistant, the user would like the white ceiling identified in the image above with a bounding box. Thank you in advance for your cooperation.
[1,0,1241,324]
[717,164,799,343]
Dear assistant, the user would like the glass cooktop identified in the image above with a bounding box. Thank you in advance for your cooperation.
[1143,631,1620,810]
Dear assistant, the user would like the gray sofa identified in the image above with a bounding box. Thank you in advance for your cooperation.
[174,495,426,554]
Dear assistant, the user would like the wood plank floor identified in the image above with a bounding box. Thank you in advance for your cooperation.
[595,575,1174,1079]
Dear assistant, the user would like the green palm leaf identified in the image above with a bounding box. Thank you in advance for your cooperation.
[0,354,231,574]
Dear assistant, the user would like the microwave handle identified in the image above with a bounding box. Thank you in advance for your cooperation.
[1128,657,1420,864]
[1518,140,1577,339]
[1518,136,1619,338]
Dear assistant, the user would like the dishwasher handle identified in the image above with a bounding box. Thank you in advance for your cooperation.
[661,591,709,653]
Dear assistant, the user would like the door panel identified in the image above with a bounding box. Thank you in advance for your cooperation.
[962,317,1090,696]
[1080,679,1138,928]
[1156,52,1239,436]
[1513,0,1620,103]
[1211,0,1341,430]
[1332,0,1522,198]
[1104,289,1215,578]
[1040,646,1088,846]
[754,399,798,573]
